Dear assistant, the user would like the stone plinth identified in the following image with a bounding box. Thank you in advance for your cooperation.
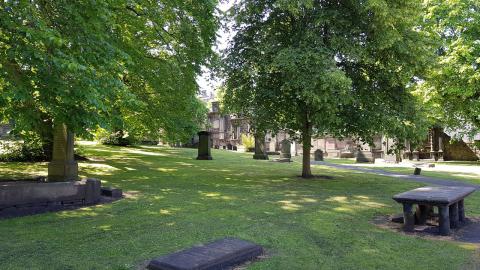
[48,124,78,181]
[253,135,268,160]
[0,178,101,209]
[314,149,324,161]
[356,150,374,163]
[148,238,263,270]
[196,131,212,160]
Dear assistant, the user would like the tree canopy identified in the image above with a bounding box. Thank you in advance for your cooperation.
[224,0,431,177]
[0,0,218,144]
[420,0,480,136]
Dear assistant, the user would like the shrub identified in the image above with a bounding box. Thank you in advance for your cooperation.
[0,137,48,162]
[94,128,136,146]
[241,134,254,149]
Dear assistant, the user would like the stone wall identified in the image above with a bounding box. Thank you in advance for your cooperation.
[444,135,479,161]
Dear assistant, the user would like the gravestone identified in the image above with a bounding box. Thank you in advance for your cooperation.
[196,131,212,160]
[147,238,263,270]
[356,150,374,163]
[253,135,268,160]
[413,167,422,175]
[278,139,291,162]
[314,149,324,161]
[47,124,78,181]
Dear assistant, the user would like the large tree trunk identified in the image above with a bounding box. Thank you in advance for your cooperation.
[301,115,313,178]
[302,135,312,178]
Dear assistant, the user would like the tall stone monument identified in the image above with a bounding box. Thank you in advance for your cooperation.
[196,131,213,160]
[253,134,268,160]
[48,123,78,181]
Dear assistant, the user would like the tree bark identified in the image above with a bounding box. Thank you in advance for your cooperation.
[301,114,313,178]
[302,134,312,178]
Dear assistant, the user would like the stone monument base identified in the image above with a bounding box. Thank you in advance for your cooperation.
[48,161,79,181]
[0,178,101,210]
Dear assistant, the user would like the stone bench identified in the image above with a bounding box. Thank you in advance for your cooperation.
[147,238,263,270]
[393,186,476,235]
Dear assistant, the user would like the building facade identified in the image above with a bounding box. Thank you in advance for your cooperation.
[202,101,479,162]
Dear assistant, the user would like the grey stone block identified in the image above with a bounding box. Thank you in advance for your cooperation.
[148,238,263,270]
[101,187,123,198]
[85,178,101,204]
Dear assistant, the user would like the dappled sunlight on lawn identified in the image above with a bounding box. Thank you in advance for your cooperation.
[325,194,387,214]
[198,191,237,201]
[79,162,120,176]
[56,207,100,218]
[0,162,47,179]
[277,200,303,211]
[1,143,478,270]
[156,168,178,173]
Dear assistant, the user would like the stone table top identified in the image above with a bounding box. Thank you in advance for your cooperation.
[393,186,476,206]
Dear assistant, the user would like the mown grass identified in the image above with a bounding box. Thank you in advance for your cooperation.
[0,143,479,269]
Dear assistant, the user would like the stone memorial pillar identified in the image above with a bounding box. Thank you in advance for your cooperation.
[196,131,213,160]
[404,140,412,160]
[48,123,78,181]
[253,134,268,160]
[279,139,291,162]
[438,135,444,161]
[429,129,438,161]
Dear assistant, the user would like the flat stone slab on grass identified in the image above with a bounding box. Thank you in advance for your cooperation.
[147,238,263,270]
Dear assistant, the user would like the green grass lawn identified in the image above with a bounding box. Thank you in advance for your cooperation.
[343,165,480,186]
[0,144,479,269]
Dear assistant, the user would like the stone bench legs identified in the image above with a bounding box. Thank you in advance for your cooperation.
[402,200,466,236]
[438,206,450,235]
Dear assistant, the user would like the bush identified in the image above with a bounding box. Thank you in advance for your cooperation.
[0,138,48,162]
[241,134,254,149]
[94,128,136,146]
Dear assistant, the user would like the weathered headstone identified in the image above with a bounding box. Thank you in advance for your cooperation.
[48,123,78,181]
[355,150,374,163]
[196,131,212,160]
[253,134,268,160]
[147,238,263,270]
[278,139,291,162]
[314,149,324,161]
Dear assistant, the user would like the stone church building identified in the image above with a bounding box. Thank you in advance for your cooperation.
[204,101,479,162]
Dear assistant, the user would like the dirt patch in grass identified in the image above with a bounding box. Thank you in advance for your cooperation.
[373,215,480,245]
